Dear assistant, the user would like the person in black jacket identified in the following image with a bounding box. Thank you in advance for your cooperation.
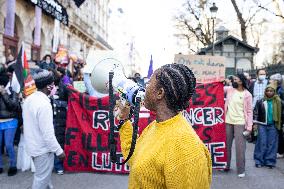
[0,67,20,176]
[39,55,56,71]
[50,69,69,175]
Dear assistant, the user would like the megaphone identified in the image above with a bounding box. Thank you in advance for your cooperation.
[90,58,145,106]
[91,57,144,165]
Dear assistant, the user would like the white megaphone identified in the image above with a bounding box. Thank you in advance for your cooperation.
[90,58,145,106]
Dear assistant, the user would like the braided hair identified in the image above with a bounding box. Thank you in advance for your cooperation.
[155,63,196,112]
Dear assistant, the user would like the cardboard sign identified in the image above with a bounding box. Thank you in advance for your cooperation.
[174,54,225,83]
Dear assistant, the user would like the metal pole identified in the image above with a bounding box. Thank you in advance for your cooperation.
[212,18,215,56]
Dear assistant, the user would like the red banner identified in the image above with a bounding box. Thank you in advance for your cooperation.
[183,82,227,168]
[64,82,226,173]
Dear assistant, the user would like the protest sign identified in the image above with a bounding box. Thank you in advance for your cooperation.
[174,54,225,83]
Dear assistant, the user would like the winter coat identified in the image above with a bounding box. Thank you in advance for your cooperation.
[51,82,69,148]
[0,87,20,119]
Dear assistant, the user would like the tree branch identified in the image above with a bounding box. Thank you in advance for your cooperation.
[258,5,284,19]
[186,1,200,21]
[245,7,263,26]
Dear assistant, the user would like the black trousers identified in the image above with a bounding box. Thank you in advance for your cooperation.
[278,129,284,154]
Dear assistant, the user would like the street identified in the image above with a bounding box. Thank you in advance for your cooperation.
[1,142,284,189]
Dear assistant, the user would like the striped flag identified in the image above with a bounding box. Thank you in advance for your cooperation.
[12,43,36,96]
[147,55,153,79]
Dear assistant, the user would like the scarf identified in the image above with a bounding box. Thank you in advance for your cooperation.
[264,85,282,130]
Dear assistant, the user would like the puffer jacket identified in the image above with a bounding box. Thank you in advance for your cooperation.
[0,87,20,119]
[51,82,68,148]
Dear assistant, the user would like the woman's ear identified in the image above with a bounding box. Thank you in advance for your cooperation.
[157,87,165,100]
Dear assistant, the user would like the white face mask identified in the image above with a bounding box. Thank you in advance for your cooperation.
[258,75,266,81]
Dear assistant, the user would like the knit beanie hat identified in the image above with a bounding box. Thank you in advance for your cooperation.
[33,69,54,89]
[270,73,282,82]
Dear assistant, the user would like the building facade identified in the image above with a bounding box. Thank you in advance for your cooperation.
[0,0,112,64]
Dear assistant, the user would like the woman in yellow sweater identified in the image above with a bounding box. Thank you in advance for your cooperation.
[117,64,212,189]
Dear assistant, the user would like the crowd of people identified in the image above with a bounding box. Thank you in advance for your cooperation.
[0,49,97,188]
[1,49,284,188]
[224,69,284,178]
[0,52,148,184]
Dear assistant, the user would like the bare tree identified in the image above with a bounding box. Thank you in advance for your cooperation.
[230,0,263,43]
[175,0,213,51]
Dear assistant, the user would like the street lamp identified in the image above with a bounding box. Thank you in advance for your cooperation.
[210,2,218,55]
[195,24,202,52]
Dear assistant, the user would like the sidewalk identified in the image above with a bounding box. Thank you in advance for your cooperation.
[1,142,284,189]
[211,142,284,189]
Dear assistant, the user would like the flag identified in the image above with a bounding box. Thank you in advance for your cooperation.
[13,43,36,96]
[147,55,153,79]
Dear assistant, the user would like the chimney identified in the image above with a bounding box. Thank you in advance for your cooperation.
[215,26,229,41]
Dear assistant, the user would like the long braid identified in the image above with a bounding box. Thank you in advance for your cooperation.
[156,64,196,112]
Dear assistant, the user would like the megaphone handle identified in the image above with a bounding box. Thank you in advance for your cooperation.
[108,72,117,163]
[116,97,140,165]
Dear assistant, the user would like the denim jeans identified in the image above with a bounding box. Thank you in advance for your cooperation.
[0,127,17,168]
[254,124,278,166]
[54,155,63,172]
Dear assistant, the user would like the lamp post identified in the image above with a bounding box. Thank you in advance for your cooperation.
[195,24,202,52]
[210,2,218,55]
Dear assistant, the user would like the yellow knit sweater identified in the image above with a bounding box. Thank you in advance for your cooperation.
[119,113,212,189]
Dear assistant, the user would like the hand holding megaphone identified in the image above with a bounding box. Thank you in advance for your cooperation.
[114,100,131,121]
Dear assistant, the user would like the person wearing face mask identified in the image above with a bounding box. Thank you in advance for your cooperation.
[249,69,268,108]
[23,69,65,189]
[224,73,253,178]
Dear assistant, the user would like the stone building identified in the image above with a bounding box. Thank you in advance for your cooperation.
[0,0,112,64]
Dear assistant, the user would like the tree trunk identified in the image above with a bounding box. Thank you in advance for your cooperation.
[231,0,247,42]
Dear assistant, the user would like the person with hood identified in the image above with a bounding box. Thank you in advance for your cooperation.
[253,84,282,168]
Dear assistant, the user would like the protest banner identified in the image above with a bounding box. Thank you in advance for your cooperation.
[64,82,227,173]
[174,54,225,83]
[183,82,227,168]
